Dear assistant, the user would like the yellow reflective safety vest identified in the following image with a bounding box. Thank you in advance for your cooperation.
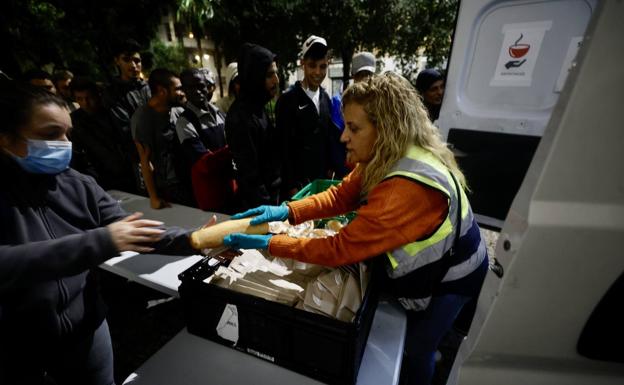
[383,145,487,311]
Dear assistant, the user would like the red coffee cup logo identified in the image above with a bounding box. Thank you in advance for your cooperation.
[509,33,530,58]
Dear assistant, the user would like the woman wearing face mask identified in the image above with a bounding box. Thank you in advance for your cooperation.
[224,73,488,385]
[0,82,201,385]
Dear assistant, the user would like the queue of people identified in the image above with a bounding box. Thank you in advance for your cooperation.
[1,33,471,385]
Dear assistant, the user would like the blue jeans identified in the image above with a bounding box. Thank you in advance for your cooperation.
[400,294,471,385]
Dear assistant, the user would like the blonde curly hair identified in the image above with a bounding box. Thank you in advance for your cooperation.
[342,72,466,194]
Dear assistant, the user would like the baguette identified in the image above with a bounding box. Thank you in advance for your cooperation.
[190,218,269,249]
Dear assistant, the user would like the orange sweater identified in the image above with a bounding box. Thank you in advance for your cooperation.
[268,169,448,267]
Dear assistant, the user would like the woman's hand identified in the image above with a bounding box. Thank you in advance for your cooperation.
[223,233,272,250]
[230,205,289,225]
[107,212,165,253]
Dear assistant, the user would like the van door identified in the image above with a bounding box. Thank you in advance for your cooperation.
[438,0,596,229]
[438,1,624,384]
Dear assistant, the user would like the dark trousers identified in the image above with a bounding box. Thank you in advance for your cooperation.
[400,294,470,385]
[1,320,115,385]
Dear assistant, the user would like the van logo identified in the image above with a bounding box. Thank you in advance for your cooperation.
[509,34,530,58]
[505,34,530,69]
[491,21,552,87]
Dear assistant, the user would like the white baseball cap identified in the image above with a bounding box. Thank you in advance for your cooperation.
[301,35,328,58]
[225,62,238,87]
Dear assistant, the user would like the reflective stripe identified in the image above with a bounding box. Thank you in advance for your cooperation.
[398,296,431,312]
[386,251,398,269]
[396,147,471,219]
[403,217,453,256]
[387,170,449,197]
[442,238,487,282]
[385,145,478,280]
[388,218,454,278]
[389,157,451,197]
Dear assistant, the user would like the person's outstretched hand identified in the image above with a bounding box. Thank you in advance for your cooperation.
[107,212,165,253]
[230,205,289,225]
[223,233,272,250]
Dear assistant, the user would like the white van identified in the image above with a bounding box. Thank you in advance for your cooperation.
[437,0,624,384]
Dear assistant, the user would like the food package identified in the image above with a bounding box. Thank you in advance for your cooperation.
[335,272,362,322]
[316,270,345,299]
[205,250,369,323]
[304,280,338,317]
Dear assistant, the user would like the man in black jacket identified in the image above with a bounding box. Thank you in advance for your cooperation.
[276,35,347,199]
[225,43,281,209]
[103,39,151,178]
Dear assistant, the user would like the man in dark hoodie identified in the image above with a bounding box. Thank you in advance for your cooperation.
[225,43,281,209]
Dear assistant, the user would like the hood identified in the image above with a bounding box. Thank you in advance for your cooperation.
[237,43,276,107]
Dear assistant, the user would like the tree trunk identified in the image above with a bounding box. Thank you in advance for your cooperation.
[174,22,185,47]
[195,32,203,66]
[214,45,224,98]
[341,46,354,91]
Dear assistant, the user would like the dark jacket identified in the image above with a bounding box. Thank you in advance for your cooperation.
[225,43,281,208]
[0,154,195,352]
[276,81,348,195]
[70,108,137,192]
[177,102,227,166]
[103,77,151,158]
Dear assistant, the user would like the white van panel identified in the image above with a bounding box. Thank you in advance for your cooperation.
[438,0,595,138]
[448,0,624,383]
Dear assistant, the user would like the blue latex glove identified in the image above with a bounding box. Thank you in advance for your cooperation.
[230,205,289,225]
[223,233,272,250]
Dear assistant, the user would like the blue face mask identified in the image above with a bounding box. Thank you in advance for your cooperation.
[9,139,72,174]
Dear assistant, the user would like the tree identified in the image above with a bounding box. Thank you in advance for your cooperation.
[301,0,458,85]
[176,0,229,94]
[150,39,190,75]
[387,0,458,83]
[0,0,178,81]
[176,0,215,66]
[205,0,304,91]
[195,0,457,90]
[0,0,66,77]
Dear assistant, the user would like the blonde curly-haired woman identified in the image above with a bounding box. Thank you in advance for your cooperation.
[225,72,488,385]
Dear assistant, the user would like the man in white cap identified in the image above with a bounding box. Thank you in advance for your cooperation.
[216,62,239,114]
[351,51,376,82]
[276,35,348,199]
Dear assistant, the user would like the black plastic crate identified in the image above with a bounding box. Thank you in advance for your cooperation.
[178,257,378,385]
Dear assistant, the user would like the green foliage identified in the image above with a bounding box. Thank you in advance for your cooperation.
[197,0,457,87]
[0,0,458,85]
[150,40,190,75]
[1,0,178,81]
[177,0,214,29]
[389,0,458,83]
